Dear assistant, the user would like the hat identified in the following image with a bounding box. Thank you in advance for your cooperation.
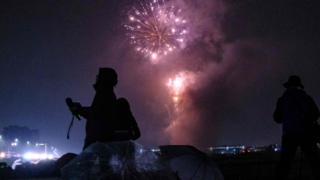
[96,67,118,87]
[283,75,304,89]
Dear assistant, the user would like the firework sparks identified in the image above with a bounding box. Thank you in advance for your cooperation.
[124,0,188,61]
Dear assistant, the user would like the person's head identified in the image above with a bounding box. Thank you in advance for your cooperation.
[283,75,304,89]
[94,67,118,90]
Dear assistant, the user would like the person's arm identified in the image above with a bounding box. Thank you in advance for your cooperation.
[308,96,320,123]
[273,97,283,123]
[129,112,141,140]
[117,98,141,140]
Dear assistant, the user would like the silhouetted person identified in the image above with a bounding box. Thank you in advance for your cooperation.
[67,68,140,149]
[274,75,320,179]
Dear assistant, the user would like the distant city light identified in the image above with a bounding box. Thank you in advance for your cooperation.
[0,132,60,162]
[35,143,46,147]
[151,148,160,153]
[23,152,54,160]
[138,148,144,154]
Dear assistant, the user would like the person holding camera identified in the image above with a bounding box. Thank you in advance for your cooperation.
[66,68,140,150]
[274,75,320,179]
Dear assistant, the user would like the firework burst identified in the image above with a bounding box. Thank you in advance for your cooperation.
[124,0,188,62]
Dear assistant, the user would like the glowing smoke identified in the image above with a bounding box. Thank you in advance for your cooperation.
[166,71,195,105]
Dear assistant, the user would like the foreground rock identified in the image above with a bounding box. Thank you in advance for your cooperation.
[61,141,224,180]
[160,145,224,180]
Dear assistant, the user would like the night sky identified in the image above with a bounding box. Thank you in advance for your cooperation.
[1,0,320,154]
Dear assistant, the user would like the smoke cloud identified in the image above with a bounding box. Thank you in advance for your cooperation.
[48,0,320,150]
[116,0,229,146]
[116,0,312,147]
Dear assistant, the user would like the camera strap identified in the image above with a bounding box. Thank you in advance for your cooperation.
[67,115,75,139]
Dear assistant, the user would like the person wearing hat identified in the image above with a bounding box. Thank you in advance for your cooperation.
[274,75,320,179]
[67,67,141,150]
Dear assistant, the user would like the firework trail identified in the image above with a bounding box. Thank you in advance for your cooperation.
[124,0,188,62]
[165,71,197,143]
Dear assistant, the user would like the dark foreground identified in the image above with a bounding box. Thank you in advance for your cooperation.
[213,150,317,180]
[0,151,318,179]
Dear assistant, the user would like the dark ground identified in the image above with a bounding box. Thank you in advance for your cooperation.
[1,150,318,179]
[212,150,317,180]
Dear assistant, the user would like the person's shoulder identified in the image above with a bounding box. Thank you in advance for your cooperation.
[278,90,288,100]
[116,97,130,108]
[303,91,314,100]
[296,89,315,102]
[296,89,309,96]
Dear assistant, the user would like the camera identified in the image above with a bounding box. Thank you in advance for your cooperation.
[65,97,81,120]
